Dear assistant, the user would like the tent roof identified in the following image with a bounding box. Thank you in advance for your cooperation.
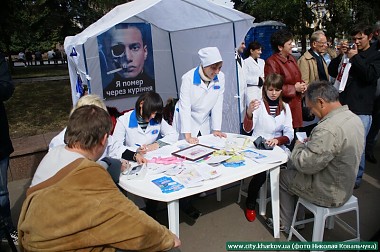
[64,0,254,50]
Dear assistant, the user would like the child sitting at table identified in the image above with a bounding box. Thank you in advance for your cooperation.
[243,73,294,222]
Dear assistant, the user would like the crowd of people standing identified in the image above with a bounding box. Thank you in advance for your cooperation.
[15,48,67,66]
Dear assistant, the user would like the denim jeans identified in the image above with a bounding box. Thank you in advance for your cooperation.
[366,110,380,156]
[356,115,372,185]
[0,156,15,237]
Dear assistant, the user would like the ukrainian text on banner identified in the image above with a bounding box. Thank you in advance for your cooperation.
[226,241,378,251]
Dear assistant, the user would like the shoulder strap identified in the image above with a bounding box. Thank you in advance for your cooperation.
[27,158,85,196]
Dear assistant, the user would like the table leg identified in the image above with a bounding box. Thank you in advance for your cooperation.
[216,187,222,202]
[167,200,180,237]
[258,180,268,216]
[270,166,280,238]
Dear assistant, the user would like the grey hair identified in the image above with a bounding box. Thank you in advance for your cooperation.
[305,80,339,104]
[374,21,380,39]
[310,30,326,44]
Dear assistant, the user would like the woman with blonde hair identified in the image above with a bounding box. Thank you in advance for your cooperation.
[42,94,146,186]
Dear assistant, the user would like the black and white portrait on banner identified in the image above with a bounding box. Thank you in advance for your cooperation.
[98,23,155,100]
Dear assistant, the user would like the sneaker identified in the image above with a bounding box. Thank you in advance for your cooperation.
[10,230,18,246]
[265,218,289,234]
[1,230,18,246]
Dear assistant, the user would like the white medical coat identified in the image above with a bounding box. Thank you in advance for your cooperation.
[247,100,294,145]
[244,57,265,104]
[110,110,178,158]
[173,66,225,138]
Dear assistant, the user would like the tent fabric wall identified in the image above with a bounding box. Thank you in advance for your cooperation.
[64,0,254,134]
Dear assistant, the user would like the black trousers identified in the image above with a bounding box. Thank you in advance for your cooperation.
[245,171,267,210]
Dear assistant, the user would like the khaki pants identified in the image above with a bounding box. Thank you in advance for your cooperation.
[279,169,304,228]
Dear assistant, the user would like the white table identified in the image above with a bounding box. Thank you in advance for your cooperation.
[118,134,288,238]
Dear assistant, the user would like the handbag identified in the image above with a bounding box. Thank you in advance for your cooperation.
[302,97,315,121]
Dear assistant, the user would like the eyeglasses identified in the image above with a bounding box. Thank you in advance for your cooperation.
[317,41,328,46]
[111,43,125,57]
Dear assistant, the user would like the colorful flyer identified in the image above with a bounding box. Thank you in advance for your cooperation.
[151,176,184,193]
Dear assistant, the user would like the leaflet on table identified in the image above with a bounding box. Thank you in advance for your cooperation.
[174,162,221,188]
[151,176,184,193]
[199,134,254,151]
[196,162,221,180]
[240,148,284,164]
[199,155,231,165]
[176,169,204,187]
[198,134,227,149]
[144,144,180,159]
[224,136,253,151]
[147,163,176,175]
[164,163,186,176]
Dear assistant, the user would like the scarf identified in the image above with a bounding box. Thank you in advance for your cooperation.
[309,49,328,81]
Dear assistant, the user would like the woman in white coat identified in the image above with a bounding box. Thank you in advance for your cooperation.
[244,41,265,104]
[173,47,227,144]
[243,73,293,222]
[111,91,178,159]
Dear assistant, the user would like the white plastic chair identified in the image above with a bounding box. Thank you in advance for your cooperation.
[288,195,360,246]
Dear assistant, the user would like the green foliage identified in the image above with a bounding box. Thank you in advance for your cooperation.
[5,79,72,139]
[232,0,380,41]
[0,0,129,55]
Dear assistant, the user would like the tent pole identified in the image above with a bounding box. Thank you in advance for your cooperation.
[168,32,179,98]
[232,23,243,126]
[82,44,91,94]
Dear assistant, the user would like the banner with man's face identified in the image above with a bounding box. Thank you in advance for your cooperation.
[97,23,155,100]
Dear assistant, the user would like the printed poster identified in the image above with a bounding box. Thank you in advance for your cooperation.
[97,23,155,100]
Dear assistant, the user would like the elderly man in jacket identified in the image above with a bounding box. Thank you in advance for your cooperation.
[18,105,181,251]
[297,30,329,135]
[298,30,329,85]
[278,81,364,234]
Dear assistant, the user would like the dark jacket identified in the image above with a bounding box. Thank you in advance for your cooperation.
[328,42,380,115]
[265,53,303,128]
[0,53,14,159]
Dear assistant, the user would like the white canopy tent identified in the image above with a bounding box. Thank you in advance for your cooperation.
[64,0,254,133]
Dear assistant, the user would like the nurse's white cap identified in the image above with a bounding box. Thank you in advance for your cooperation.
[198,47,223,67]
